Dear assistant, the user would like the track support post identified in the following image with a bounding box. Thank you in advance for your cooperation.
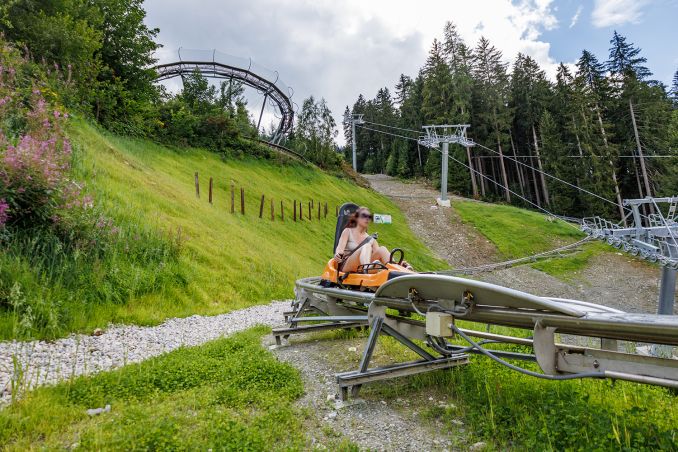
[336,303,468,400]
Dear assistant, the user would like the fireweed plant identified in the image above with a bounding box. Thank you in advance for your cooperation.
[0,43,184,339]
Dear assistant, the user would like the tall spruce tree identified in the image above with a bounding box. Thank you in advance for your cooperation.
[510,53,552,207]
[607,31,652,81]
[576,49,626,219]
[472,37,512,202]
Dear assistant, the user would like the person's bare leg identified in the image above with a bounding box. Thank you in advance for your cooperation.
[371,240,390,263]
[342,251,363,272]
[359,244,373,266]
[376,246,391,263]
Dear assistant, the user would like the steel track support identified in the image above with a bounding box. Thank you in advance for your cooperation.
[658,266,676,315]
[440,141,449,204]
[337,304,468,400]
[257,92,268,132]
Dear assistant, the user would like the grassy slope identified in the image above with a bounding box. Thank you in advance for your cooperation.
[453,200,614,278]
[60,119,445,331]
[453,200,584,258]
[0,327,358,450]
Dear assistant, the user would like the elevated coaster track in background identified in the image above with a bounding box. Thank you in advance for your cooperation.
[583,197,678,315]
[153,48,295,145]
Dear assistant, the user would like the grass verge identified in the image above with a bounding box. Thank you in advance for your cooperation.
[531,241,612,280]
[453,200,584,259]
[0,327,330,450]
[325,324,678,451]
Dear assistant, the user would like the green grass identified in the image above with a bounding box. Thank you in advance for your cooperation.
[453,200,584,259]
[0,327,333,450]
[532,241,611,280]
[349,323,678,451]
[0,119,446,339]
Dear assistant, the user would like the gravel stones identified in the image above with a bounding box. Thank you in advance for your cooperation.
[0,301,290,406]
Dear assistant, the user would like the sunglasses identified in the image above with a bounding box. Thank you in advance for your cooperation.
[359,213,373,220]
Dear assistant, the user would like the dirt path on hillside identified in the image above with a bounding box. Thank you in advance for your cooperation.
[365,174,675,315]
[366,174,498,268]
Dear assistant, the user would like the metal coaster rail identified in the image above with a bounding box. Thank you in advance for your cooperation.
[153,48,295,145]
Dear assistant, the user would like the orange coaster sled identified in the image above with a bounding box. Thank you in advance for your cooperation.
[319,203,415,291]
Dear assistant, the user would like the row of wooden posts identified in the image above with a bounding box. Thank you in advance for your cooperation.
[195,172,337,221]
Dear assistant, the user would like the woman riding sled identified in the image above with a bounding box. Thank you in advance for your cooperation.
[333,206,412,272]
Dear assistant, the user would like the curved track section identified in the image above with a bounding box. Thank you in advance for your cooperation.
[257,139,309,164]
[153,49,294,143]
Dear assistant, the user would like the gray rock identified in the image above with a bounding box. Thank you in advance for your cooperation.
[86,404,111,416]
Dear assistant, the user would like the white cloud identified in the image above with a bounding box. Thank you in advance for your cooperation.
[570,5,583,28]
[591,0,649,28]
[145,0,562,145]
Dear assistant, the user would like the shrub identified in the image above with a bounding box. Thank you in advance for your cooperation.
[0,39,185,339]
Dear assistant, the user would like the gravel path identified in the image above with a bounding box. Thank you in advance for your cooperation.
[270,336,466,451]
[0,301,289,405]
[366,174,498,268]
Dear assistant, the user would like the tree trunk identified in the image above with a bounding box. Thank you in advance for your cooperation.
[629,99,653,198]
[509,132,526,197]
[478,156,487,197]
[532,125,550,207]
[572,115,584,189]
[489,156,498,195]
[463,129,478,197]
[495,129,511,202]
[530,154,542,207]
[466,146,478,198]
[595,108,626,223]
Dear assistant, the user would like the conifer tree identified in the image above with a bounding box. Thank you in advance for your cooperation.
[510,53,552,206]
[607,31,652,81]
[576,50,625,219]
[472,37,512,201]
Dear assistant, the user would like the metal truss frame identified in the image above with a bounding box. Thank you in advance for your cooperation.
[153,53,294,144]
[418,124,476,149]
[272,276,678,399]
[582,197,678,314]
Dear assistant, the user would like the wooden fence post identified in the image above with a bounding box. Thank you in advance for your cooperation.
[240,188,245,214]
[311,199,314,209]
[300,201,303,220]
[195,172,200,198]
[324,202,327,218]
[230,183,235,213]
[335,205,338,217]
[281,200,284,222]
[317,201,320,220]
[208,177,213,204]
[259,195,265,219]
[308,201,311,220]
[293,200,297,222]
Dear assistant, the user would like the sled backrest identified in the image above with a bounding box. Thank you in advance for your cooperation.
[333,203,359,255]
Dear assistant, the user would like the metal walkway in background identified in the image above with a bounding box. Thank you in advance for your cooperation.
[153,48,294,144]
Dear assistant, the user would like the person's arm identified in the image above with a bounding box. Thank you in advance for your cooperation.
[334,229,349,262]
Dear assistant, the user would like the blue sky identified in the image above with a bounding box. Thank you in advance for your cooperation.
[542,0,677,85]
